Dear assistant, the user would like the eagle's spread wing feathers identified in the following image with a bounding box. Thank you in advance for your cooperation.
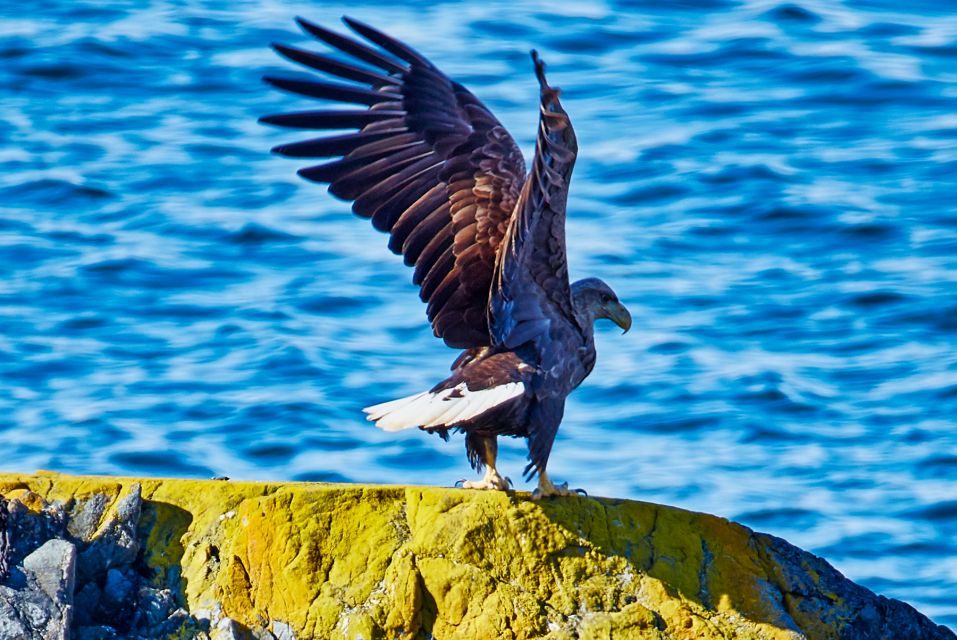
[490,52,579,351]
[261,17,526,349]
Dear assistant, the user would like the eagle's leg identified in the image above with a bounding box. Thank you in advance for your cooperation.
[531,468,585,500]
[459,434,511,490]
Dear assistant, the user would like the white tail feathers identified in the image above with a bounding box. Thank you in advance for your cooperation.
[364,382,525,432]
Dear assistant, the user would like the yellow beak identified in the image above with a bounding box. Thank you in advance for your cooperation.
[607,301,632,334]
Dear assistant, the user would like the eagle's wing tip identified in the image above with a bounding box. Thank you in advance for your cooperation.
[531,49,547,87]
[295,15,327,38]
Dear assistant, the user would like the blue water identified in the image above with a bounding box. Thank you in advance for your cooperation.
[3,0,956,627]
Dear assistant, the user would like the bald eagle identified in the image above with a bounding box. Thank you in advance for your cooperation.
[261,17,632,498]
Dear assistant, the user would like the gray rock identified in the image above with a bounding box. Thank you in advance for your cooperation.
[22,539,76,606]
[1,485,207,639]
[0,581,69,640]
[76,484,142,585]
[135,585,180,629]
[74,626,118,640]
[157,608,194,636]
[5,494,67,569]
[211,618,246,640]
[756,532,956,640]
[0,496,9,582]
[72,581,101,627]
[66,494,109,542]
[0,586,32,640]
[100,568,132,612]
[272,621,295,640]
[6,539,78,640]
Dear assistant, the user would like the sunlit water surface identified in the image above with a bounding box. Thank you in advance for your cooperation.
[3,0,956,627]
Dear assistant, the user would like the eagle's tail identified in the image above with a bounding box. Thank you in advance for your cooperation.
[363,382,525,432]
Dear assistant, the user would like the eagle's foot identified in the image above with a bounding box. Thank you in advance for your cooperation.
[532,476,585,500]
[456,468,511,491]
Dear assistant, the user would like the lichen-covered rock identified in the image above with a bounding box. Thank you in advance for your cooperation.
[0,472,952,640]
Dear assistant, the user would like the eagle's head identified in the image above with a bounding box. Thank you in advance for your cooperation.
[571,278,632,334]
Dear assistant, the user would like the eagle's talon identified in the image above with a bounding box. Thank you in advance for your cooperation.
[454,479,466,488]
[459,468,510,491]
[575,487,588,496]
[532,472,584,499]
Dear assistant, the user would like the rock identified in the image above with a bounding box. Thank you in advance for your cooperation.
[132,585,180,633]
[0,496,9,582]
[73,626,117,640]
[0,482,188,639]
[0,471,953,640]
[75,483,141,585]
[272,621,295,640]
[4,491,67,569]
[66,494,109,542]
[0,586,33,640]
[72,582,101,627]
[0,538,76,640]
[210,618,249,640]
[22,539,76,607]
[101,569,132,608]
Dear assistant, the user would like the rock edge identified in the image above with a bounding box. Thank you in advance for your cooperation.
[0,472,952,640]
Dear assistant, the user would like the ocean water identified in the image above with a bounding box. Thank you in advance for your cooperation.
[2,0,956,628]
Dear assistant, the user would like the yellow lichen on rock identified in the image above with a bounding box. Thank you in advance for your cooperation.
[0,472,952,640]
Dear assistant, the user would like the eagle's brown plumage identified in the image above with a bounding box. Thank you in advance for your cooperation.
[262,16,631,497]
[263,17,526,349]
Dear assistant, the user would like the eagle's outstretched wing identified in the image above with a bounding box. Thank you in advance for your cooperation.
[490,53,582,477]
[490,53,579,352]
[261,17,526,348]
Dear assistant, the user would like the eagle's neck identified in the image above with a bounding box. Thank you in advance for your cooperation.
[571,303,596,339]
[571,300,598,373]
[570,286,599,335]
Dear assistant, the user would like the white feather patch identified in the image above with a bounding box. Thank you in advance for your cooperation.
[363,382,525,432]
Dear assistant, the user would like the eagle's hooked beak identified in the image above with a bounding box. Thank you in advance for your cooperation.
[607,301,632,334]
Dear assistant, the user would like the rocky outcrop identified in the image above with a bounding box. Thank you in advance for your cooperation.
[0,485,191,640]
[0,472,952,640]
[0,539,75,640]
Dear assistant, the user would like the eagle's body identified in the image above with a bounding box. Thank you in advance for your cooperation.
[262,17,631,497]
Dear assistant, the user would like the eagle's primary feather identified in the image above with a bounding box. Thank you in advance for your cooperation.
[261,16,632,498]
